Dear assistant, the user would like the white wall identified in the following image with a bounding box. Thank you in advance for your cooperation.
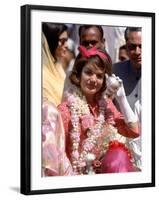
[0,0,158,199]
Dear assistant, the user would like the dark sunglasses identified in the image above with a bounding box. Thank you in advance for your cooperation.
[127,43,142,51]
[58,38,68,46]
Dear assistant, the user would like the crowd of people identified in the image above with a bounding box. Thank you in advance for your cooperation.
[42,23,142,176]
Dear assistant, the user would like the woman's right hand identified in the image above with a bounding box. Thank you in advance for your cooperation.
[105,74,122,98]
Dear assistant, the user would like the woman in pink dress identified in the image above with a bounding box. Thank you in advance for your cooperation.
[58,45,140,175]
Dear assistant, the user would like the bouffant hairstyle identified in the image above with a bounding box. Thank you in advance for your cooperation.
[69,48,112,94]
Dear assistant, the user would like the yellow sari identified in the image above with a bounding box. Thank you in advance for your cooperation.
[42,33,66,106]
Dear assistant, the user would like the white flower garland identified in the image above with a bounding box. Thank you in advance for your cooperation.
[65,87,107,174]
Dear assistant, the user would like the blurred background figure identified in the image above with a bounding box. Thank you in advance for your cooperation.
[79,25,105,50]
[118,44,129,62]
[62,38,76,98]
[42,23,69,71]
[113,27,142,170]
[42,24,76,177]
[113,27,141,111]
[42,23,69,106]
[65,38,76,73]
[42,99,73,177]
[103,26,126,63]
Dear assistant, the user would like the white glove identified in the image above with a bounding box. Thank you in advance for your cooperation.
[105,74,121,98]
[106,74,137,123]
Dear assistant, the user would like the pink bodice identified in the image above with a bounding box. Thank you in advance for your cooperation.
[58,98,139,162]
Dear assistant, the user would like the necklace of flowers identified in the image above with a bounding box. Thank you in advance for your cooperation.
[66,87,106,174]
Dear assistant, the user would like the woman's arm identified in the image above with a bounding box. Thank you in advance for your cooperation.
[106,99,140,138]
[106,74,140,138]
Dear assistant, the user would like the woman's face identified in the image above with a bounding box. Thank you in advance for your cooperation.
[55,31,68,60]
[80,62,105,101]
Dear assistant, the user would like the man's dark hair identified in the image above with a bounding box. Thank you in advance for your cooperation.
[79,25,104,39]
[124,27,142,41]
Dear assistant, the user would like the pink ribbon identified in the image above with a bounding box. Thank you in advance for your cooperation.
[78,45,107,60]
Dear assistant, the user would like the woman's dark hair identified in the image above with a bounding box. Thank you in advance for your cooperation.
[42,22,68,57]
[70,48,112,94]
